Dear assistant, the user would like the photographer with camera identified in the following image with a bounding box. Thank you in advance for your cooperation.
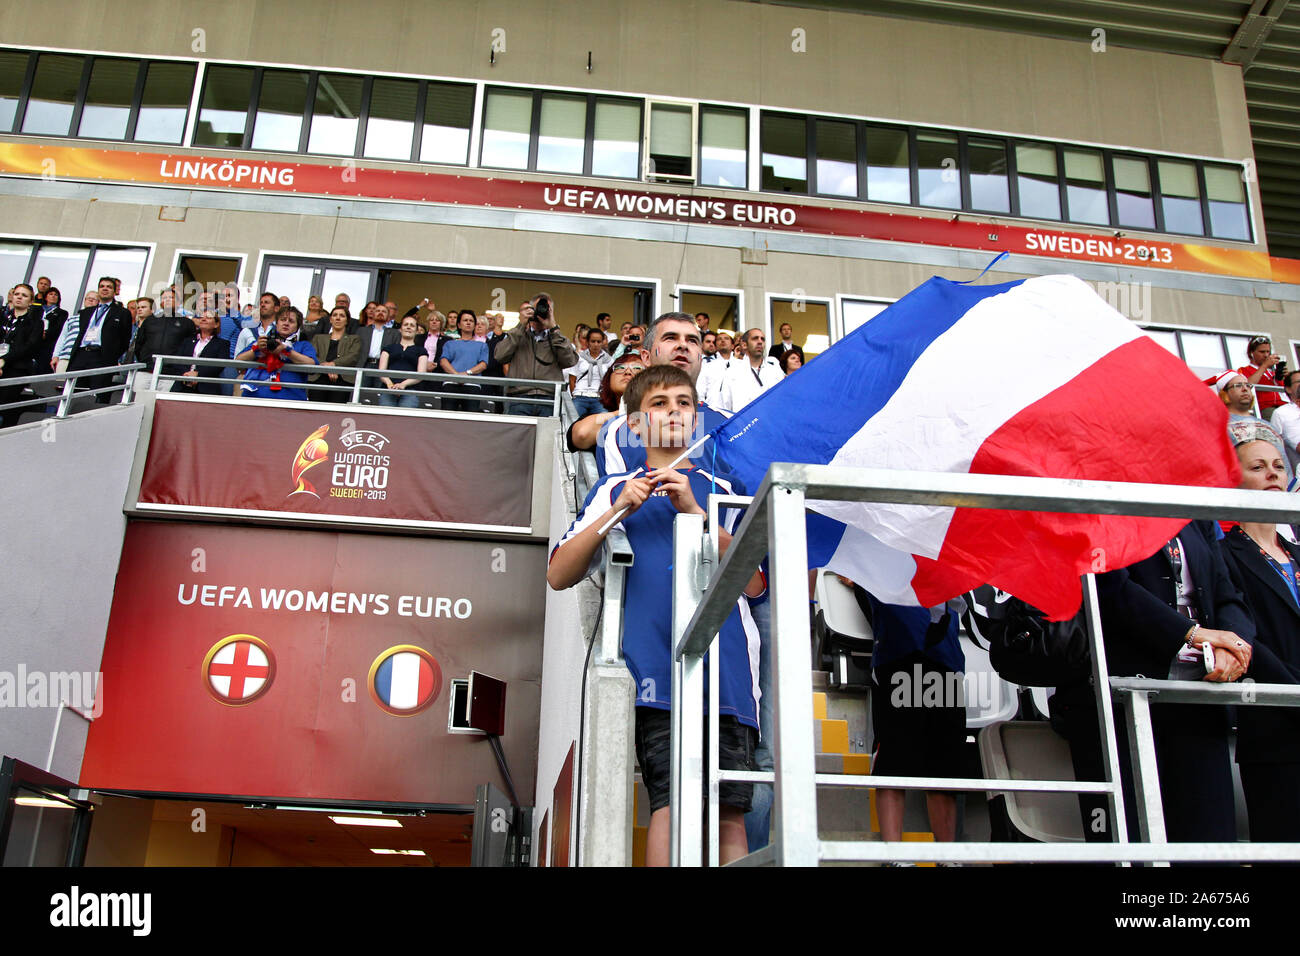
[493,293,578,416]
[1239,335,1288,422]
[237,306,318,401]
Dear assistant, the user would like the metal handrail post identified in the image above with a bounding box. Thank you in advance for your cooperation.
[55,375,76,419]
[350,368,365,404]
[599,530,632,665]
[552,382,560,418]
[120,369,137,404]
[1081,573,1130,858]
[768,483,819,867]
[151,356,163,392]
[1120,689,1168,857]
[670,512,706,866]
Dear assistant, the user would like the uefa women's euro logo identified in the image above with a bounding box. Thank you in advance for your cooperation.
[289,424,330,498]
[287,422,393,502]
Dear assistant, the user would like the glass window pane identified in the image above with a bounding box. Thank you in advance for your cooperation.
[265,264,315,312]
[536,93,586,174]
[195,66,252,147]
[479,88,532,169]
[1143,328,1180,358]
[1205,165,1250,241]
[842,299,891,335]
[31,245,91,306]
[592,98,639,179]
[251,70,308,152]
[1179,330,1228,377]
[21,54,83,136]
[364,78,417,160]
[78,58,138,140]
[321,268,371,313]
[760,113,806,193]
[916,131,960,209]
[0,241,34,292]
[1225,334,1253,369]
[135,62,195,144]
[1158,159,1203,235]
[815,120,857,198]
[1113,156,1155,230]
[649,103,693,178]
[87,246,148,303]
[1016,144,1060,220]
[307,73,363,156]
[1063,148,1109,225]
[865,126,910,204]
[968,136,1010,213]
[700,107,746,188]
[0,51,31,132]
[421,82,474,165]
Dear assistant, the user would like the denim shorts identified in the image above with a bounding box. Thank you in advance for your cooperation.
[634,707,757,813]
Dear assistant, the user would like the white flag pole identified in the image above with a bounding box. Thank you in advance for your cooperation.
[595,431,716,535]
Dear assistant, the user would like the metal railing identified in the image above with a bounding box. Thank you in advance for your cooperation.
[147,355,565,415]
[0,364,145,419]
[670,463,1300,866]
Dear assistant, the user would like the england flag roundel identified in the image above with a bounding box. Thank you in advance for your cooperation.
[202,635,276,705]
[368,645,442,717]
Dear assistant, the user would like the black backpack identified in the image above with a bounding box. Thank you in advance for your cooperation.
[961,585,1091,687]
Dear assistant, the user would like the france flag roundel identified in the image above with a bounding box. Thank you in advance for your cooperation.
[368,645,442,716]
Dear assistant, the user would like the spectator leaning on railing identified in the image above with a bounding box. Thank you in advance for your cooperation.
[237,307,317,401]
[165,310,227,395]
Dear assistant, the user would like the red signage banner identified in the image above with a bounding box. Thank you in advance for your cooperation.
[2,142,1296,284]
[135,397,537,533]
[80,522,546,805]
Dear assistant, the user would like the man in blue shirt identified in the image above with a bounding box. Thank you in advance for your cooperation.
[438,310,489,412]
[237,307,317,401]
[549,365,765,866]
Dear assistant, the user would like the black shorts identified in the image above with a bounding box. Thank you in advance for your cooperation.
[871,651,968,779]
[634,707,757,814]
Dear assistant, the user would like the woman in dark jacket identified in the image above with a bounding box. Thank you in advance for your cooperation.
[310,307,361,403]
[0,283,46,427]
[1221,423,1300,841]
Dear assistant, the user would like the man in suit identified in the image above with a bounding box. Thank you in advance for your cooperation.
[134,293,198,380]
[67,276,132,403]
[356,306,399,402]
[768,322,805,365]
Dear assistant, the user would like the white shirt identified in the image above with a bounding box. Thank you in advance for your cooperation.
[697,355,737,408]
[717,356,783,412]
[1271,402,1300,472]
[571,350,613,396]
[234,321,275,358]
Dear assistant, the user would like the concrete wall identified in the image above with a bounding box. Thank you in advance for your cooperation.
[0,404,142,782]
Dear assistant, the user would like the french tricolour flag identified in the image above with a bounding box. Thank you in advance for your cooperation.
[373,650,438,712]
[711,273,1240,620]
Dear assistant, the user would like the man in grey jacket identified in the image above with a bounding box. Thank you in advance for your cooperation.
[493,294,578,415]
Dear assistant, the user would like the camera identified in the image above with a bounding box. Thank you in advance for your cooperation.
[1276,359,1288,381]
[263,325,281,354]
[533,296,551,322]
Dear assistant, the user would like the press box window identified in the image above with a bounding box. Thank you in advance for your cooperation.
[1157,159,1203,236]
[0,50,29,132]
[480,88,532,170]
[135,62,196,144]
[646,101,694,181]
[591,98,640,179]
[77,58,137,140]
[194,66,253,147]
[1112,155,1155,230]
[814,120,857,198]
[966,136,1009,214]
[1063,148,1108,225]
[365,77,417,161]
[1205,165,1250,241]
[307,73,364,156]
[250,69,309,152]
[916,131,960,210]
[865,126,910,204]
[1015,143,1061,221]
[21,53,82,136]
[421,82,474,166]
[760,113,806,193]
[537,92,587,174]
[700,106,746,188]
